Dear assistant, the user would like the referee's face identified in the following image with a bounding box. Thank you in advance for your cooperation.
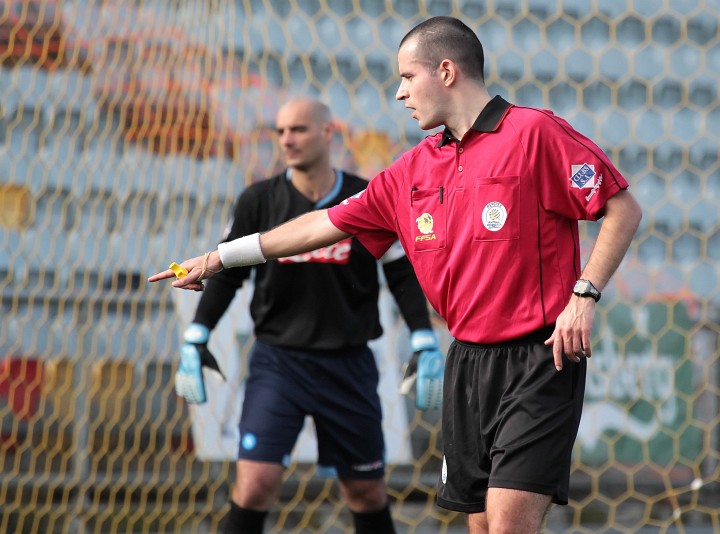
[396,39,448,131]
[276,102,331,171]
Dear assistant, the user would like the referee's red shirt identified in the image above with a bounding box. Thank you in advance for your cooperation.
[328,97,629,343]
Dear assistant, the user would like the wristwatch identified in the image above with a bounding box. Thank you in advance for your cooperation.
[573,279,601,302]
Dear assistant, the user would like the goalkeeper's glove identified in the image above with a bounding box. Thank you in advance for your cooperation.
[176,323,225,404]
[400,329,444,410]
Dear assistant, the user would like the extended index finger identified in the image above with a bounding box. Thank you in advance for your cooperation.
[147,269,176,283]
[544,331,564,371]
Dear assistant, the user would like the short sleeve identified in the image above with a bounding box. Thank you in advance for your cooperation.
[327,169,400,259]
[523,112,629,221]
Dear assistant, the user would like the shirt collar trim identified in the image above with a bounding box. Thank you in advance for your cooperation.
[436,95,513,147]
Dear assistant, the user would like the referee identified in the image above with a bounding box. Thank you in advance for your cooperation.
[152,17,642,534]
[175,98,442,534]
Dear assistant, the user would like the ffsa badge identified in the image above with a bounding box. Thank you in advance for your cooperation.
[416,212,434,234]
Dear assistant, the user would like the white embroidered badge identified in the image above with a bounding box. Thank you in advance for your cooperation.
[482,201,507,231]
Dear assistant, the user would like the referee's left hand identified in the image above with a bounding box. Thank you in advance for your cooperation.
[545,295,596,371]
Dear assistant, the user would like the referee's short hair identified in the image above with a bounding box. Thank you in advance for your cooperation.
[399,16,485,83]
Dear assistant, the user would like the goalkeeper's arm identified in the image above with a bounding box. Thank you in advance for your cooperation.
[381,248,444,411]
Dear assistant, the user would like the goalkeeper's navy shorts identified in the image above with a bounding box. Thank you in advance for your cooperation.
[237,340,385,479]
[436,326,586,513]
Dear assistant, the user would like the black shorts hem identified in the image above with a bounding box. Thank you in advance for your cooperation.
[336,470,386,480]
[437,481,568,514]
[489,478,568,506]
[436,496,487,513]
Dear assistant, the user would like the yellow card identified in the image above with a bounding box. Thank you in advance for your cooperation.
[169,262,188,279]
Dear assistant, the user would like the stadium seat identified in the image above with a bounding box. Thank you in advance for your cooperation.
[0,356,43,421]
[138,359,194,454]
[40,357,76,470]
[0,356,75,472]
[41,356,75,413]
[87,359,136,458]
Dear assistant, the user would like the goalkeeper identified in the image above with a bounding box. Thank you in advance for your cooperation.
[176,98,442,534]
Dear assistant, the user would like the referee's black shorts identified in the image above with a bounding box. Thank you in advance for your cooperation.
[436,326,586,513]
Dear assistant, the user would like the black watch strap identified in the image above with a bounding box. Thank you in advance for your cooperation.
[573,279,601,302]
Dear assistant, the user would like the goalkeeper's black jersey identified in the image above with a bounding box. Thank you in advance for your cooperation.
[193,170,429,351]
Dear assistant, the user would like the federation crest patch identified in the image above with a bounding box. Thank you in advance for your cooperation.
[416,212,434,234]
[481,201,507,231]
[570,163,596,189]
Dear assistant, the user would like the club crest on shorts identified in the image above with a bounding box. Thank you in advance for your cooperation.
[482,201,507,231]
[241,432,257,450]
[570,163,596,189]
[442,455,448,484]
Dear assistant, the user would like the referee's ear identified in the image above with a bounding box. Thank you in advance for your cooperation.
[439,58,457,87]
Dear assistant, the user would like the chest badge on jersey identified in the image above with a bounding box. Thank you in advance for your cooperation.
[416,212,434,235]
[481,201,507,232]
[411,189,446,251]
[570,163,596,189]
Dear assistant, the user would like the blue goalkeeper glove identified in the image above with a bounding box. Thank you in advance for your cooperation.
[176,323,225,404]
[400,329,444,410]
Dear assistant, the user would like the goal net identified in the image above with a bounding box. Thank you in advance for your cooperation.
[1,1,718,532]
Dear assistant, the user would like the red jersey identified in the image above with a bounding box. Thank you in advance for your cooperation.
[328,96,629,343]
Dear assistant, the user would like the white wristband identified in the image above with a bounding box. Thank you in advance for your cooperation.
[217,233,267,268]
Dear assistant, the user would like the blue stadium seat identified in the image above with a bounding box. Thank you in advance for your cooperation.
[688,11,718,45]
[531,51,558,83]
[670,44,702,78]
[584,81,612,112]
[617,16,646,47]
[546,18,576,51]
[599,48,628,81]
[496,50,524,84]
[565,49,593,83]
[581,18,609,48]
[652,15,681,46]
[512,19,542,53]
[689,76,716,107]
[549,82,578,115]
[618,79,648,111]
[517,83,543,108]
[637,235,666,266]
[600,110,629,145]
[635,46,665,80]
[636,109,664,144]
[672,233,701,264]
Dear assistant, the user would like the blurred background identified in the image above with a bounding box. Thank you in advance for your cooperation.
[0,1,718,532]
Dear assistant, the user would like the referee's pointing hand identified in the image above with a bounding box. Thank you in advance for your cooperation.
[148,251,223,292]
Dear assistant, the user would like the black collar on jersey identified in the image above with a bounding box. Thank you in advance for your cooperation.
[436,95,513,147]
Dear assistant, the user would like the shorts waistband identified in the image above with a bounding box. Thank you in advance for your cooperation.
[454,325,555,350]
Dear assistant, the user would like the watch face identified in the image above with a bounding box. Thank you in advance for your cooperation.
[574,280,599,301]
